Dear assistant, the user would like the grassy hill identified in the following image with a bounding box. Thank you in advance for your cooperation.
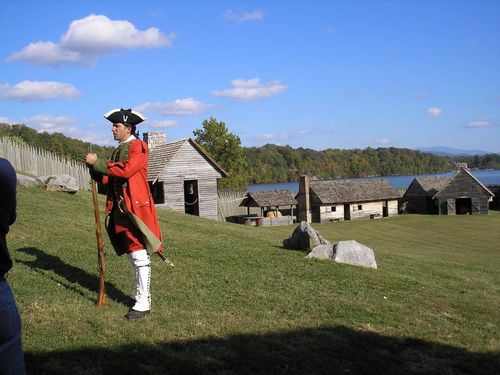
[7,186,500,374]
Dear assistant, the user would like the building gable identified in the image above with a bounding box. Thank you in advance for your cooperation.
[404,176,448,198]
[148,138,226,183]
[434,167,494,200]
[159,141,223,183]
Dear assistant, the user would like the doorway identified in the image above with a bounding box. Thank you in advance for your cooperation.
[343,204,351,220]
[383,201,389,217]
[149,182,164,204]
[455,198,472,215]
[184,180,199,216]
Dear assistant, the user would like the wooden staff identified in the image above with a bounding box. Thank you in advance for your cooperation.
[91,174,107,306]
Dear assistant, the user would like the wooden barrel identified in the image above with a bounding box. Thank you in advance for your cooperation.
[257,218,264,227]
[244,218,252,226]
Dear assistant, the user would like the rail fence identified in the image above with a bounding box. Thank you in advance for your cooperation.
[0,137,90,190]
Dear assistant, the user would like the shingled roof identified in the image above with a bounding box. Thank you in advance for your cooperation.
[414,176,449,196]
[147,138,226,182]
[240,190,298,208]
[310,179,401,204]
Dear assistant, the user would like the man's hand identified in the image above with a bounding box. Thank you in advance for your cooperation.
[84,153,97,165]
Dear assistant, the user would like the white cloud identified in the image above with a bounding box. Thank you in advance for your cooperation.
[222,10,264,23]
[0,117,12,124]
[0,80,80,102]
[24,115,76,133]
[464,120,490,129]
[135,98,212,116]
[213,78,287,101]
[426,107,443,118]
[149,119,179,128]
[7,14,175,67]
[374,138,392,145]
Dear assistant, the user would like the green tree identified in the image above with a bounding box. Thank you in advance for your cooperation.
[193,117,248,190]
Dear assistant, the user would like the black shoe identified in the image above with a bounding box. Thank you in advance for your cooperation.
[127,297,136,308]
[125,309,150,320]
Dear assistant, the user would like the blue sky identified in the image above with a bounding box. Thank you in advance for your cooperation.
[1,0,499,152]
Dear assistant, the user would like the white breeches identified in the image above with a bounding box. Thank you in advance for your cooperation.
[127,249,151,312]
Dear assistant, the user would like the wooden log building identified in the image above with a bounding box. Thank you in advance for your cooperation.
[434,166,494,215]
[402,176,449,214]
[145,133,227,220]
[239,189,297,226]
[402,166,495,215]
[297,175,401,223]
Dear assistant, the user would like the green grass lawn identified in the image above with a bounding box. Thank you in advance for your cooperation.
[7,186,500,374]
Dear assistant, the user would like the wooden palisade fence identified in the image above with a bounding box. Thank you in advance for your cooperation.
[0,137,90,190]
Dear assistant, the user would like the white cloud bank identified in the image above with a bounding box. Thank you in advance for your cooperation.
[426,107,443,118]
[222,10,264,23]
[24,115,76,133]
[373,138,392,145]
[149,119,179,128]
[0,80,80,101]
[7,14,175,67]
[135,98,212,116]
[213,78,287,101]
[464,120,491,129]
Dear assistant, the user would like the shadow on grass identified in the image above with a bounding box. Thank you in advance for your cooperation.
[15,247,131,306]
[23,325,499,375]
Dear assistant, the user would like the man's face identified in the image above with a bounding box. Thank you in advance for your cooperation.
[112,123,131,143]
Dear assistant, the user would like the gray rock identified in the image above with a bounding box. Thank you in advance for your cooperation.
[333,240,377,269]
[44,174,79,193]
[283,221,330,250]
[17,174,43,187]
[307,244,334,260]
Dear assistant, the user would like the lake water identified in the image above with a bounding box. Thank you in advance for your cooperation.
[247,169,500,193]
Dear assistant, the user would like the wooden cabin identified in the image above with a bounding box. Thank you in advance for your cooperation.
[401,167,495,215]
[239,190,297,226]
[146,134,227,220]
[433,166,494,215]
[297,175,401,223]
[402,176,449,214]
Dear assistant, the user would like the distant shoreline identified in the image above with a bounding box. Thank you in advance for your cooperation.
[248,169,500,192]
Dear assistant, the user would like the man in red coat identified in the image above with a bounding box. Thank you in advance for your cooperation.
[85,108,163,320]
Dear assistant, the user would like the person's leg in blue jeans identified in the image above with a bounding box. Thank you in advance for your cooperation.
[0,280,25,375]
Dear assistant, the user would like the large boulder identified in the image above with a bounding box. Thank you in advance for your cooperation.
[332,240,377,269]
[42,174,79,193]
[17,174,43,188]
[283,221,330,251]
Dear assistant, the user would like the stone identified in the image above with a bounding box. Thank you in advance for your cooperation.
[307,244,333,260]
[283,221,330,251]
[332,240,377,269]
[43,174,79,193]
[16,174,43,187]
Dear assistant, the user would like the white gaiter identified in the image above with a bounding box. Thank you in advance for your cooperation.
[127,249,151,312]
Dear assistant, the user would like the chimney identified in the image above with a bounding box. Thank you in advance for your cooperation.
[297,175,311,223]
[143,132,166,151]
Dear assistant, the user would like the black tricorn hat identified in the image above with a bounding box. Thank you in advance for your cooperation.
[104,108,146,126]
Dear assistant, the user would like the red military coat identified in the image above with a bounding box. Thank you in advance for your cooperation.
[91,139,163,255]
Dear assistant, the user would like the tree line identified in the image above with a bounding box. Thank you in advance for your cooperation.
[1,121,499,190]
[244,145,500,183]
